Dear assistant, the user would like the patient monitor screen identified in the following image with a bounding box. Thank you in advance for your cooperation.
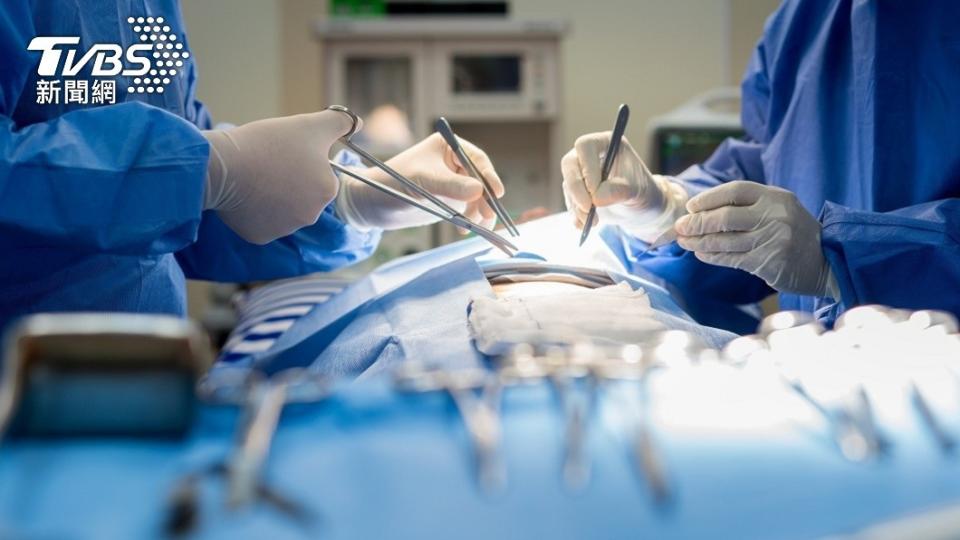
[655,128,743,176]
[452,55,521,93]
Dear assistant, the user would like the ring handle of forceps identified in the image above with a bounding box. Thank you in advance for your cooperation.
[326,105,472,224]
[327,104,507,233]
[327,105,362,140]
[435,117,520,237]
[325,105,517,255]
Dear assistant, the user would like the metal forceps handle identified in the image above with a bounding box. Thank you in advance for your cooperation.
[330,163,516,257]
[228,378,288,508]
[579,103,630,246]
[446,377,507,494]
[330,162,449,223]
[435,117,520,237]
[551,373,596,491]
[393,365,507,494]
[326,105,517,256]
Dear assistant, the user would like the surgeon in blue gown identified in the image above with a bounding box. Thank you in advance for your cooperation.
[0,0,505,332]
[563,0,960,333]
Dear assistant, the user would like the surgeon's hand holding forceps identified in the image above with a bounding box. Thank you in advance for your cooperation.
[579,103,630,246]
[326,105,518,257]
[435,117,520,237]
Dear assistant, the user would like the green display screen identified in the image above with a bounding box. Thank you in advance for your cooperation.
[655,128,744,176]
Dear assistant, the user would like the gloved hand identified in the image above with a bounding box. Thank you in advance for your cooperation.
[675,181,840,298]
[335,133,503,231]
[560,131,688,242]
[202,109,354,244]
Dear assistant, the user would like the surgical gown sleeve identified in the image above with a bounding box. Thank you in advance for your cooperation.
[171,50,380,282]
[0,4,208,255]
[817,200,960,318]
[174,150,381,282]
[0,62,208,254]
[613,41,774,332]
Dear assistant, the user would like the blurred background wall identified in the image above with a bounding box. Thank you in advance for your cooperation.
[180,0,283,124]
[179,0,781,316]
[182,0,780,147]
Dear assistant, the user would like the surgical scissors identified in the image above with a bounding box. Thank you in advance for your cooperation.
[326,105,518,257]
[435,117,520,237]
[579,103,630,246]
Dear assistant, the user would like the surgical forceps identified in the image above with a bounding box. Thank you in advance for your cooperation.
[496,344,597,492]
[499,343,670,501]
[911,382,956,453]
[579,103,630,246]
[786,381,885,462]
[435,117,520,237]
[497,343,597,491]
[544,346,598,492]
[637,227,679,257]
[164,368,331,535]
[591,345,672,506]
[393,363,507,494]
[326,105,518,257]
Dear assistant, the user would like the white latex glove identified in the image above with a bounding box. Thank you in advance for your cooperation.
[202,109,353,244]
[335,133,504,231]
[560,131,688,243]
[675,181,840,298]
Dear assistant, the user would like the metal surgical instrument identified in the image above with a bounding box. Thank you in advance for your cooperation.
[228,376,289,508]
[911,382,956,453]
[788,380,879,463]
[164,368,330,535]
[638,227,679,257]
[435,117,520,237]
[211,368,332,508]
[594,346,671,506]
[330,163,515,256]
[326,105,518,257]
[542,346,597,491]
[579,103,630,246]
[393,364,507,494]
[497,345,597,492]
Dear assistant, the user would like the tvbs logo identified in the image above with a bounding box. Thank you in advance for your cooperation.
[28,15,188,106]
[29,37,153,77]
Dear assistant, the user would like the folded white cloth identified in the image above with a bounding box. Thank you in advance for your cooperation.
[468,282,665,355]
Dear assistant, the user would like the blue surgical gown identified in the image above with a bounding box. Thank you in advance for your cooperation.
[0,1,379,331]
[616,0,960,330]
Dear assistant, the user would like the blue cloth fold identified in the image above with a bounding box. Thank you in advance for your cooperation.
[215,216,737,377]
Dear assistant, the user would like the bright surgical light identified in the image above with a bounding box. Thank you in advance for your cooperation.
[761,311,811,333]
[621,344,642,365]
[906,310,959,334]
[722,335,767,365]
[835,304,909,331]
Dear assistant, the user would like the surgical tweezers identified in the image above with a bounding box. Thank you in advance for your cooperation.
[579,103,630,246]
[435,117,520,237]
[326,105,518,257]
[638,227,679,257]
